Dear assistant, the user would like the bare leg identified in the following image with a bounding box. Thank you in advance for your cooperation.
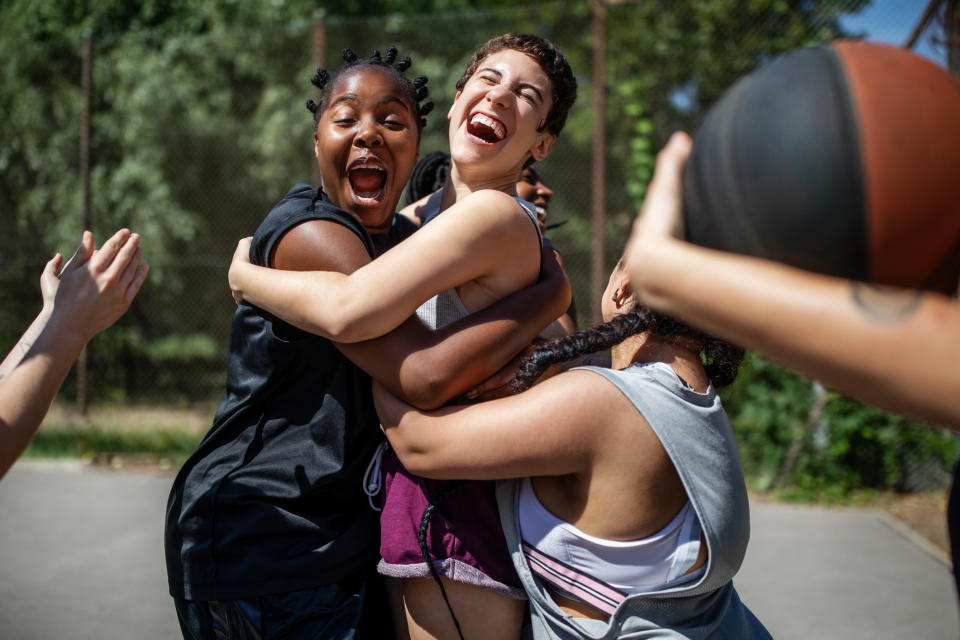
[386,577,412,640]
[398,576,524,640]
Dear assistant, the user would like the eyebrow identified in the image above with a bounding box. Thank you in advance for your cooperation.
[477,67,545,104]
[378,95,411,110]
[329,94,411,111]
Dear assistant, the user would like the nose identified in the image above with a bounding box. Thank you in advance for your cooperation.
[536,182,554,204]
[355,118,382,148]
[485,83,514,110]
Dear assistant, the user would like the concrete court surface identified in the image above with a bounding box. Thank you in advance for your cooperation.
[0,461,958,640]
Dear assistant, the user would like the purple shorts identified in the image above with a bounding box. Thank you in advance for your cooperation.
[377,448,524,599]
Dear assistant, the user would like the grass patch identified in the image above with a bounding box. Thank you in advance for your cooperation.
[24,427,202,467]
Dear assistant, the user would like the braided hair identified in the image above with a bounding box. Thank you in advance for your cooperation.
[511,305,745,393]
[403,150,451,206]
[305,45,434,131]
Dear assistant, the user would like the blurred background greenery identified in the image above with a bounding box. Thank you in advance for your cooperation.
[1,0,956,499]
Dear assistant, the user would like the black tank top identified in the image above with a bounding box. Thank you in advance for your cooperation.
[165,184,415,600]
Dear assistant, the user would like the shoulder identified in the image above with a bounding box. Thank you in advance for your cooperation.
[529,368,631,414]
[461,189,523,211]
[264,183,318,222]
[450,190,533,231]
[272,218,372,273]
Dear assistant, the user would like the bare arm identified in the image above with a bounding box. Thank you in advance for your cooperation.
[230,190,539,342]
[342,246,569,409]
[0,233,99,378]
[373,369,611,480]
[624,132,960,429]
[0,230,148,478]
[268,218,570,409]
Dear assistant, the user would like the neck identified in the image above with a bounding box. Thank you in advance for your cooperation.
[611,333,708,392]
[444,161,520,208]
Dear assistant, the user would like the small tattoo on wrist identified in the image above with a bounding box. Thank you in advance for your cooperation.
[850,282,923,323]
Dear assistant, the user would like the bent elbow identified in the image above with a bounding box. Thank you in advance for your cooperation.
[403,374,455,411]
[399,354,464,410]
[385,437,433,477]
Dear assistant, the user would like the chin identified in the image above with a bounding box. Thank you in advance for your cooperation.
[352,204,395,233]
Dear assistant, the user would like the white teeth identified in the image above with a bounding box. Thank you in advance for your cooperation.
[469,113,506,140]
[536,206,547,217]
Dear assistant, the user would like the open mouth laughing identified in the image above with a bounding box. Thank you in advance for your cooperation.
[466,112,507,144]
[347,157,387,204]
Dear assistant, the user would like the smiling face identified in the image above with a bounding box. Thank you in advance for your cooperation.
[314,67,420,233]
[447,49,556,185]
[516,165,553,231]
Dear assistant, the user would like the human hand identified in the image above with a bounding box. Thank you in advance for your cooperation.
[40,231,97,313]
[228,237,253,306]
[537,237,572,319]
[48,228,149,344]
[463,343,537,402]
[622,132,692,274]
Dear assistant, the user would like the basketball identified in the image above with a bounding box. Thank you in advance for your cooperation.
[682,41,960,293]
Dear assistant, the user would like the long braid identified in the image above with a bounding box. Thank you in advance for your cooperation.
[417,480,467,640]
[511,306,744,393]
[512,309,648,393]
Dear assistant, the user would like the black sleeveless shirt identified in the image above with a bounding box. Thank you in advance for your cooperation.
[165,184,416,600]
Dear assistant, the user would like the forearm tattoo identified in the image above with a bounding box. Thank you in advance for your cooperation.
[850,282,923,323]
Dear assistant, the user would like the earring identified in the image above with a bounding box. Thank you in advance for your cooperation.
[611,284,627,307]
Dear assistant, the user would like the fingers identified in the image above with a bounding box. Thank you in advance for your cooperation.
[115,245,143,292]
[630,131,692,243]
[232,237,253,264]
[228,237,254,304]
[101,232,141,286]
[62,230,95,274]
[125,263,149,303]
[89,228,132,272]
[43,253,63,279]
[649,131,691,198]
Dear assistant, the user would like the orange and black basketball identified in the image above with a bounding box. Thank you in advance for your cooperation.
[683,41,960,293]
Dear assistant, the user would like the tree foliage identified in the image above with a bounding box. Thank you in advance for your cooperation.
[5,0,948,498]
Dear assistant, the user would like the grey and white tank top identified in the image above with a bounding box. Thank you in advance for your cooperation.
[497,362,772,639]
[415,191,540,330]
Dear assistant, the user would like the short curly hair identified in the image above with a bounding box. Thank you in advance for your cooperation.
[456,33,577,137]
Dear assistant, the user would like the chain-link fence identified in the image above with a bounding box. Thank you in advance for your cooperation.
[2,0,956,493]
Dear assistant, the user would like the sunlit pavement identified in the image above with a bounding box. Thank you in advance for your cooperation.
[1,461,957,640]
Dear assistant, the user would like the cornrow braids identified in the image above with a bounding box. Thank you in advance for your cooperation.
[404,150,451,205]
[417,480,467,640]
[510,306,745,393]
[304,45,434,131]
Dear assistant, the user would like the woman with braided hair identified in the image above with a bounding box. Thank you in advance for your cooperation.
[167,45,568,640]
[373,260,771,639]
[227,34,578,640]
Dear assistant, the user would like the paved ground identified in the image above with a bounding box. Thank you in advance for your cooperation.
[1,460,958,639]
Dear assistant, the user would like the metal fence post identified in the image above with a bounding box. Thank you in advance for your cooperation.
[77,29,93,416]
[312,10,326,187]
[590,0,607,325]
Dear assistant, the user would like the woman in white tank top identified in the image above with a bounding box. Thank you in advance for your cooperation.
[374,260,772,639]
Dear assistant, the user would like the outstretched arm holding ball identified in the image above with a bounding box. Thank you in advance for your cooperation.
[0,229,149,479]
[624,132,960,431]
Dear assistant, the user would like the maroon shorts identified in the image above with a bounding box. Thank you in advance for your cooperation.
[377,448,524,598]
